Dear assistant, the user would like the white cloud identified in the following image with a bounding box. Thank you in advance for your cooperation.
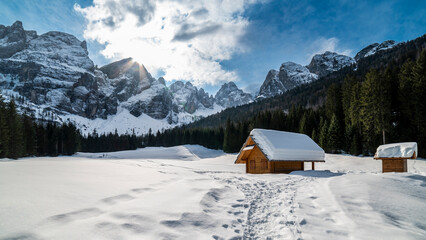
[75,0,259,86]
[307,37,353,62]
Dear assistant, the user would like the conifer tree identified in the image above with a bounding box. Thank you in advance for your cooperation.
[398,59,416,141]
[7,99,24,159]
[327,114,340,153]
[0,95,9,157]
[223,118,233,153]
[318,118,328,151]
[360,70,377,153]
[412,50,426,150]
[22,114,36,156]
[374,70,392,144]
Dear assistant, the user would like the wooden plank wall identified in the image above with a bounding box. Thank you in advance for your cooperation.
[245,146,305,174]
[246,146,271,174]
[272,161,304,174]
[382,159,407,172]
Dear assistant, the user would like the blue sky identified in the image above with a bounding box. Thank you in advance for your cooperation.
[0,0,425,94]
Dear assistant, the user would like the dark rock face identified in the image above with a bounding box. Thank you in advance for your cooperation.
[307,51,355,78]
[0,21,27,58]
[215,81,253,108]
[126,79,173,120]
[257,70,281,98]
[354,43,379,62]
[197,88,214,109]
[258,62,318,99]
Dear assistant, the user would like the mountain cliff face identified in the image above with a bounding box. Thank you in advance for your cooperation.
[0,21,252,134]
[257,62,318,99]
[215,82,253,108]
[307,51,355,78]
[169,81,214,114]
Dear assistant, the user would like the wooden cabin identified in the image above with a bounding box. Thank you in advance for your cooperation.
[374,142,417,173]
[235,129,325,174]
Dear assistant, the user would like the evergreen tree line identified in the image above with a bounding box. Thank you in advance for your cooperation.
[146,50,426,157]
[140,127,224,150]
[0,96,80,158]
[0,96,143,157]
[80,129,141,153]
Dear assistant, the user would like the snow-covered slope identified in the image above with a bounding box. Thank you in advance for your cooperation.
[0,147,424,239]
[257,62,318,99]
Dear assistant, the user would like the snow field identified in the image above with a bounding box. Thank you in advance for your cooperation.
[0,146,425,239]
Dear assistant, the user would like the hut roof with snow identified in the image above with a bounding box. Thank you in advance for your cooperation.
[249,129,325,161]
[236,129,325,174]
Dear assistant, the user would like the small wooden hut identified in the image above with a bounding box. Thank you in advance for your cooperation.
[235,129,325,174]
[374,142,418,173]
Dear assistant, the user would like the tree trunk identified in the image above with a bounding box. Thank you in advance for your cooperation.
[382,129,386,144]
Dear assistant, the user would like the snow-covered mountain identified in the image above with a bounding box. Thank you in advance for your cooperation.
[0,21,252,135]
[169,81,214,114]
[215,82,253,108]
[257,62,318,99]
[354,40,399,62]
[307,51,355,78]
[257,40,400,99]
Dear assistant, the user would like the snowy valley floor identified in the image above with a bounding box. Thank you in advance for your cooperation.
[0,146,425,240]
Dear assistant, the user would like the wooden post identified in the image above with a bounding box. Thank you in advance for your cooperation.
[312,162,315,170]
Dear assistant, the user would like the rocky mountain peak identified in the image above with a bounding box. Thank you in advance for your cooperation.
[11,20,23,28]
[169,80,214,114]
[355,40,398,61]
[0,20,28,58]
[257,62,318,99]
[257,69,280,99]
[215,81,253,108]
[307,51,355,78]
[158,77,166,85]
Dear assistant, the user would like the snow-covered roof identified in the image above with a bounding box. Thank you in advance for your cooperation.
[250,129,325,161]
[375,142,417,159]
